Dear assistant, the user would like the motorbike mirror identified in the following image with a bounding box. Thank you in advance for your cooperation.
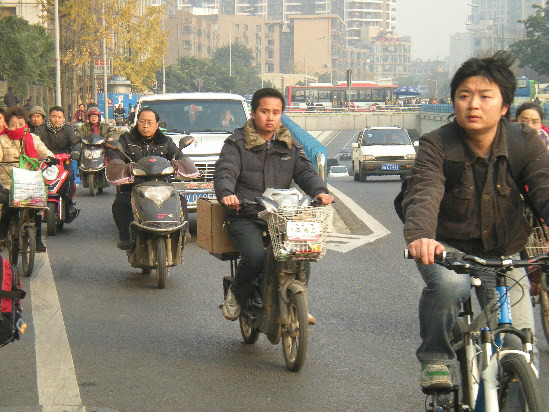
[114,142,133,162]
[179,135,194,149]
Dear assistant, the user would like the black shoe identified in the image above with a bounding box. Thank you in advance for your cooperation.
[65,206,80,223]
[36,238,46,253]
[117,240,131,250]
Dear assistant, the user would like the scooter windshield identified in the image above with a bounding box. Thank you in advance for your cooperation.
[173,157,200,179]
[106,159,134,185]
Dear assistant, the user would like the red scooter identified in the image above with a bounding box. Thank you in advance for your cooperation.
[41,153,78,236]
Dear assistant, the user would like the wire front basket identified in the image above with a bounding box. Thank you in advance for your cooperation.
[262,206,331,262]
[525,225,549,257]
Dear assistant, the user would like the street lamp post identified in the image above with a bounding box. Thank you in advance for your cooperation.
[53,0,61,106]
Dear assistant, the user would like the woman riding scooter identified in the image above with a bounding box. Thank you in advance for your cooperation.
[79,107,112,140]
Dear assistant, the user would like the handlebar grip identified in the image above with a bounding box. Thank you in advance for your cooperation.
[403,249,447,261]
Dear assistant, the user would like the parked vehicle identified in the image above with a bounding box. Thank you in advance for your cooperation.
[132,93,250,212]
[79,133,108,196]
[219,188,331,371]
[106,138,198,289]
[41,153,78,236]
[352,126,416,181]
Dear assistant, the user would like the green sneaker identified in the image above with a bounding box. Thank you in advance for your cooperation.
[420,364,452,389]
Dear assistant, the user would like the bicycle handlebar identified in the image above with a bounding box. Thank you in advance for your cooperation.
[403,249,549,271]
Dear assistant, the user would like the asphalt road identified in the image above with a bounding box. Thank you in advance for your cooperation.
[1,130,548,412]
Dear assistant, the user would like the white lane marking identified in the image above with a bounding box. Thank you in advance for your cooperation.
[327,184,391,251]
[325,233,373,253]
[31,253,84,412]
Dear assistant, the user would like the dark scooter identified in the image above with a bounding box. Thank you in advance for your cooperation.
[79,133,108,196]
[106,137,198,289]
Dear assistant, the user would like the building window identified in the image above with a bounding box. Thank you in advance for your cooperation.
[267,63,274,72]
[183,25,192,34]
[244,24,248,32]
[268,39,274,46]
[256,37,261,45]
[268,25,274,33]
[268,50,274,59]
[0,6,16,16]
[150,0,161,6]
[235,24,239,31]
[256,25,261,32]
[256,50,261,59]
[183,41,192,50]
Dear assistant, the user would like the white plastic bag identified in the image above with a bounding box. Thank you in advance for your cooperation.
[10,167,47,208]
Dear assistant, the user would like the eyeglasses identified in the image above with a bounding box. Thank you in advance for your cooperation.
[519,119,541,126]
[137,120,156,127]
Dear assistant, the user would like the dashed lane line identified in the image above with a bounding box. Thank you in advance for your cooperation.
[31,253,84,412]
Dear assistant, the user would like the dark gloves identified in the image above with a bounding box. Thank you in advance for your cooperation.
[45,156,60,166]
[70,151,80,161]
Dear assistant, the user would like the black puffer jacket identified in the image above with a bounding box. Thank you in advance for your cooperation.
[35,123,80,155]
[106,126,183,163]
[214,119,328,215]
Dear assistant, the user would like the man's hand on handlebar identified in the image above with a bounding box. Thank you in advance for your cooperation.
[221,194,241,211]
[316,193,333,205]
[45,156,60,166]
[407,238,445,265]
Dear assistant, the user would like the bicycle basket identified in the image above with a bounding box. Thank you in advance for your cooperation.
[525,225,549,257]
[262,206,331,262]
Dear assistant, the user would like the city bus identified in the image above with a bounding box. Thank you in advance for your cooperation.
[285,82,398,110]
[514,76,538,105]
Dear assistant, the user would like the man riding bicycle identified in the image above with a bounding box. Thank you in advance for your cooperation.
[214,88,333,323]
[401,51,549,389]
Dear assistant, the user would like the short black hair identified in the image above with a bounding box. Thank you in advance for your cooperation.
[4,106,28,124]
[137,107,159,122]
[515,102,544,121]
[251,88,285,112]
[50,105,65,115]
[450,50,516,119]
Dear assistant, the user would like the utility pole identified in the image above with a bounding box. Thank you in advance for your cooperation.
[54,0,61,106]
[102,3,109,121]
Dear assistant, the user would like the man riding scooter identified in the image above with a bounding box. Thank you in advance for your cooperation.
[106,107,191,250]
[34,106,81,222]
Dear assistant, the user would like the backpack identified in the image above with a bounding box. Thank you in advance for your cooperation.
[0,257,26,347]
[394,120,530,223]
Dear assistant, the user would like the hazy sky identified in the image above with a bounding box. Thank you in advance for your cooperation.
[396,0,470,60]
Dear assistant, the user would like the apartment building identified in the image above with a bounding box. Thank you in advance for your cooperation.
[0,0,43,25]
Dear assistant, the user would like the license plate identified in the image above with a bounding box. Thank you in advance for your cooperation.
[286,221,322,241]
[184,192,216,205]
[381,164,399,171]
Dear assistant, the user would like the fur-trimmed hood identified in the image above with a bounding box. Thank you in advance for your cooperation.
[242,118,293,150]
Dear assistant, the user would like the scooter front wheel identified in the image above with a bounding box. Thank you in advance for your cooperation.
[46,202,57,236]
[240,312,259,344]
[282,290,308,372]
[88,174,97,197]
[21,226,36,277]
[156,237,167,289]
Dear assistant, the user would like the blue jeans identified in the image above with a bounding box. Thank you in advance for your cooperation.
[416,243,537,370]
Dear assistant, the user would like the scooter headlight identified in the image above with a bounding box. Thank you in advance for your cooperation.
[160,166,174,175]
[84,148,102,159]
[136,185,175,207]
[133,168,146,176]
[42,165,59,180]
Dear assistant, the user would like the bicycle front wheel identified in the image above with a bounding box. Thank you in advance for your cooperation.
[498,353,546,412]
[21,226,36,277]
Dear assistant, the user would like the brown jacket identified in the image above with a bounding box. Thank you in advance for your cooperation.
[402,118,549,255]
[0,132,53,190]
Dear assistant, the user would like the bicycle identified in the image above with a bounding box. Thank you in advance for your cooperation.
[523,223,549,345]
[1,160,49,277]
[405,250,547,412]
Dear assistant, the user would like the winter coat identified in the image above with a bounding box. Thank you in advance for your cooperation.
[214,119,328,216]
[34,123,81,155]
[0,132,53,190]
[402,118,549,256]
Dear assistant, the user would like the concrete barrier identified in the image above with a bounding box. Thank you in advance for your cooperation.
[286,111,450,136]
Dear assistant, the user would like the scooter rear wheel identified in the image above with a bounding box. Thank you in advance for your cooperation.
[239,312,259,344]
[282,290,308,372]
[46,202,57,236]
[156,237,167,289]
[6,220,19,266]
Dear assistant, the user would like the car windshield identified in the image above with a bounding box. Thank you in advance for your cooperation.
[330,166,348,173]
[139,99,247,133]
[361,129,410,145]
[340,148,351,153]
